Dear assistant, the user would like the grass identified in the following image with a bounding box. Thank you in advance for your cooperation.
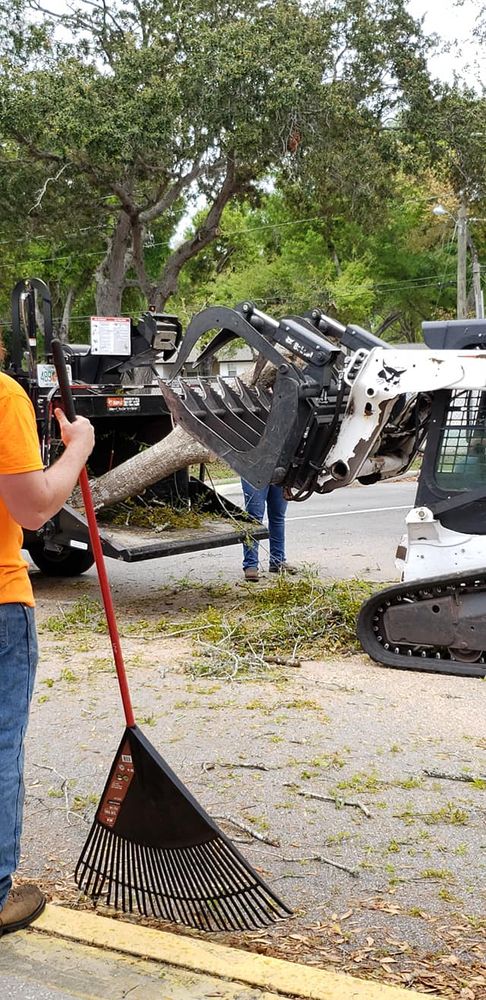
[423,802,470,825]
[190,460,236,483]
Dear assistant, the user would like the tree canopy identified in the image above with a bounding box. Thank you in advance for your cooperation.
[0,0,485,341]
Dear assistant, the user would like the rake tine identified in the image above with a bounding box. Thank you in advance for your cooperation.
[174,847,210,916]
[113,832,123,912]
[121,836,130,912]
[211,839,289,921]
[149,846,177,923]
[82,823,106,898]
[90,825,112,901]
[154,846,183,922]
[106,831,119,906]
[197,839,244,897]
[130,840,146,917]
[137,843,156,917]
[179,846,224,932]
[76,823,101,892]
[168,848,202,927]
[196,841,257,931]
[172,848,210,931]
[163,848,195,926]
[187,842,231,913]
[143,847,164,920]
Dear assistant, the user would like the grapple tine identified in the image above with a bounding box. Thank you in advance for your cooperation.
[203,384,262,445]
[217,379,267,434]
[160,366,312,488]
[180,382,260,451]
[234,378,272,418]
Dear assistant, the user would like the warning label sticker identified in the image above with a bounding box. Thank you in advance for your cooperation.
[98,739,135,828]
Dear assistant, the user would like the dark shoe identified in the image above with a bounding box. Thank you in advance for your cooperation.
[244,567,259,582]
[269,562,298,575]
[0,884,46,935]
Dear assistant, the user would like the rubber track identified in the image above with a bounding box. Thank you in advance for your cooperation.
[357,569,486,679]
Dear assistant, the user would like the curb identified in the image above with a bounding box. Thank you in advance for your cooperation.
[32,905,439,1000]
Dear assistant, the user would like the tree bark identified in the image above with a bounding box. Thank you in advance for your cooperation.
[80,357,278,511]
[60,286,76,341]
[85,424,215,510]
[95,211,132,315]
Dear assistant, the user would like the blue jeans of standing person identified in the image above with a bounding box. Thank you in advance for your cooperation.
[242,480,288,570]
[0,604,38,909]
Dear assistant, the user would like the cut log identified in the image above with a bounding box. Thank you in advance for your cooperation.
[83,424,215,510]
[78,358,279,510]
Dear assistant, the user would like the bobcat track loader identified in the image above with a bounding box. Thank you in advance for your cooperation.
[160,300,486,679]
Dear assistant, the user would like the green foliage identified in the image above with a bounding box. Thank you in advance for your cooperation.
[0,0,438,324]
[156,574,376,679]
[41,596,106,635]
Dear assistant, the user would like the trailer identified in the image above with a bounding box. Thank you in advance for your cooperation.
[5,279,266,576]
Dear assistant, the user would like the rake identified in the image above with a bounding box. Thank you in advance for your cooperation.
[51,340,291,932]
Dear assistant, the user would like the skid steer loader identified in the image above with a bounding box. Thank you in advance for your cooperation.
[160,300,486,679]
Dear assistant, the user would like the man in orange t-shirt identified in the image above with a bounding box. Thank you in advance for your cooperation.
[0,368,94,934]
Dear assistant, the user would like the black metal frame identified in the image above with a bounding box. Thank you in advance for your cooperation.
[416,320,486,534]
[5,279,266,569]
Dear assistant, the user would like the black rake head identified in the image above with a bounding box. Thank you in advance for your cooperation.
[75,727,291,931]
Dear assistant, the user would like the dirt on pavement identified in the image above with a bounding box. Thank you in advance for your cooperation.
[20,569,486,999]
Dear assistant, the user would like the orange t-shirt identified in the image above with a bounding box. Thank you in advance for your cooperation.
[0,373,44,606]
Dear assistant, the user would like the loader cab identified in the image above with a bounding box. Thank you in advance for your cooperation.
[417,320,486,534]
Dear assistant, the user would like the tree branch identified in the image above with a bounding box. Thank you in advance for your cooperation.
[28,163,69,214]
[151,153,242,308]
[138,159,206,224]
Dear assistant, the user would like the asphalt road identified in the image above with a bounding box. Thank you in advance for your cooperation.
[16,471,485,992]
[57,477,418,594]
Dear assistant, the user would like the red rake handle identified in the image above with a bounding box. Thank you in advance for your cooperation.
[52,339,136,728]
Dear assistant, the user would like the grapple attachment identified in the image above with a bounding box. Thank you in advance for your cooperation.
[159,302,349,493]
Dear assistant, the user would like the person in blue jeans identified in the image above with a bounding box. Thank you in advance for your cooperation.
[241,479,297,581]
[0,363,94,934]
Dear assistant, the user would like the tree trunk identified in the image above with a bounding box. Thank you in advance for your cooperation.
[60,286,76,341]
[79,357,278,511]
[95,212,132,315]
[86,424,215,510]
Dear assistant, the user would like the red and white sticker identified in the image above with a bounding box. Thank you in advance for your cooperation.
[106,396,140,410]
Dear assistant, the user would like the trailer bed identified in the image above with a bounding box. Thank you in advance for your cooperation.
[98,516,267,561]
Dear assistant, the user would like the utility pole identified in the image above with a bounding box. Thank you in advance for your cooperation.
[457,200,468,319]
[471,247,485,319]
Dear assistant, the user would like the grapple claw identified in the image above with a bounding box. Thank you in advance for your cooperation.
[160,302,348,492]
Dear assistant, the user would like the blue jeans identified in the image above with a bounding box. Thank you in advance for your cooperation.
[241,480,287,570]
[0,604,38,909]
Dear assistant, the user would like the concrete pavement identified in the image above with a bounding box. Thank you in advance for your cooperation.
[0,904,441,1000]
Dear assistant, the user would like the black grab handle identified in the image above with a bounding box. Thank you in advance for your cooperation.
[51,339,77,422]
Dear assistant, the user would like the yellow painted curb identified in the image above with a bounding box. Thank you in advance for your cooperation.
[32,905,439,1000]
